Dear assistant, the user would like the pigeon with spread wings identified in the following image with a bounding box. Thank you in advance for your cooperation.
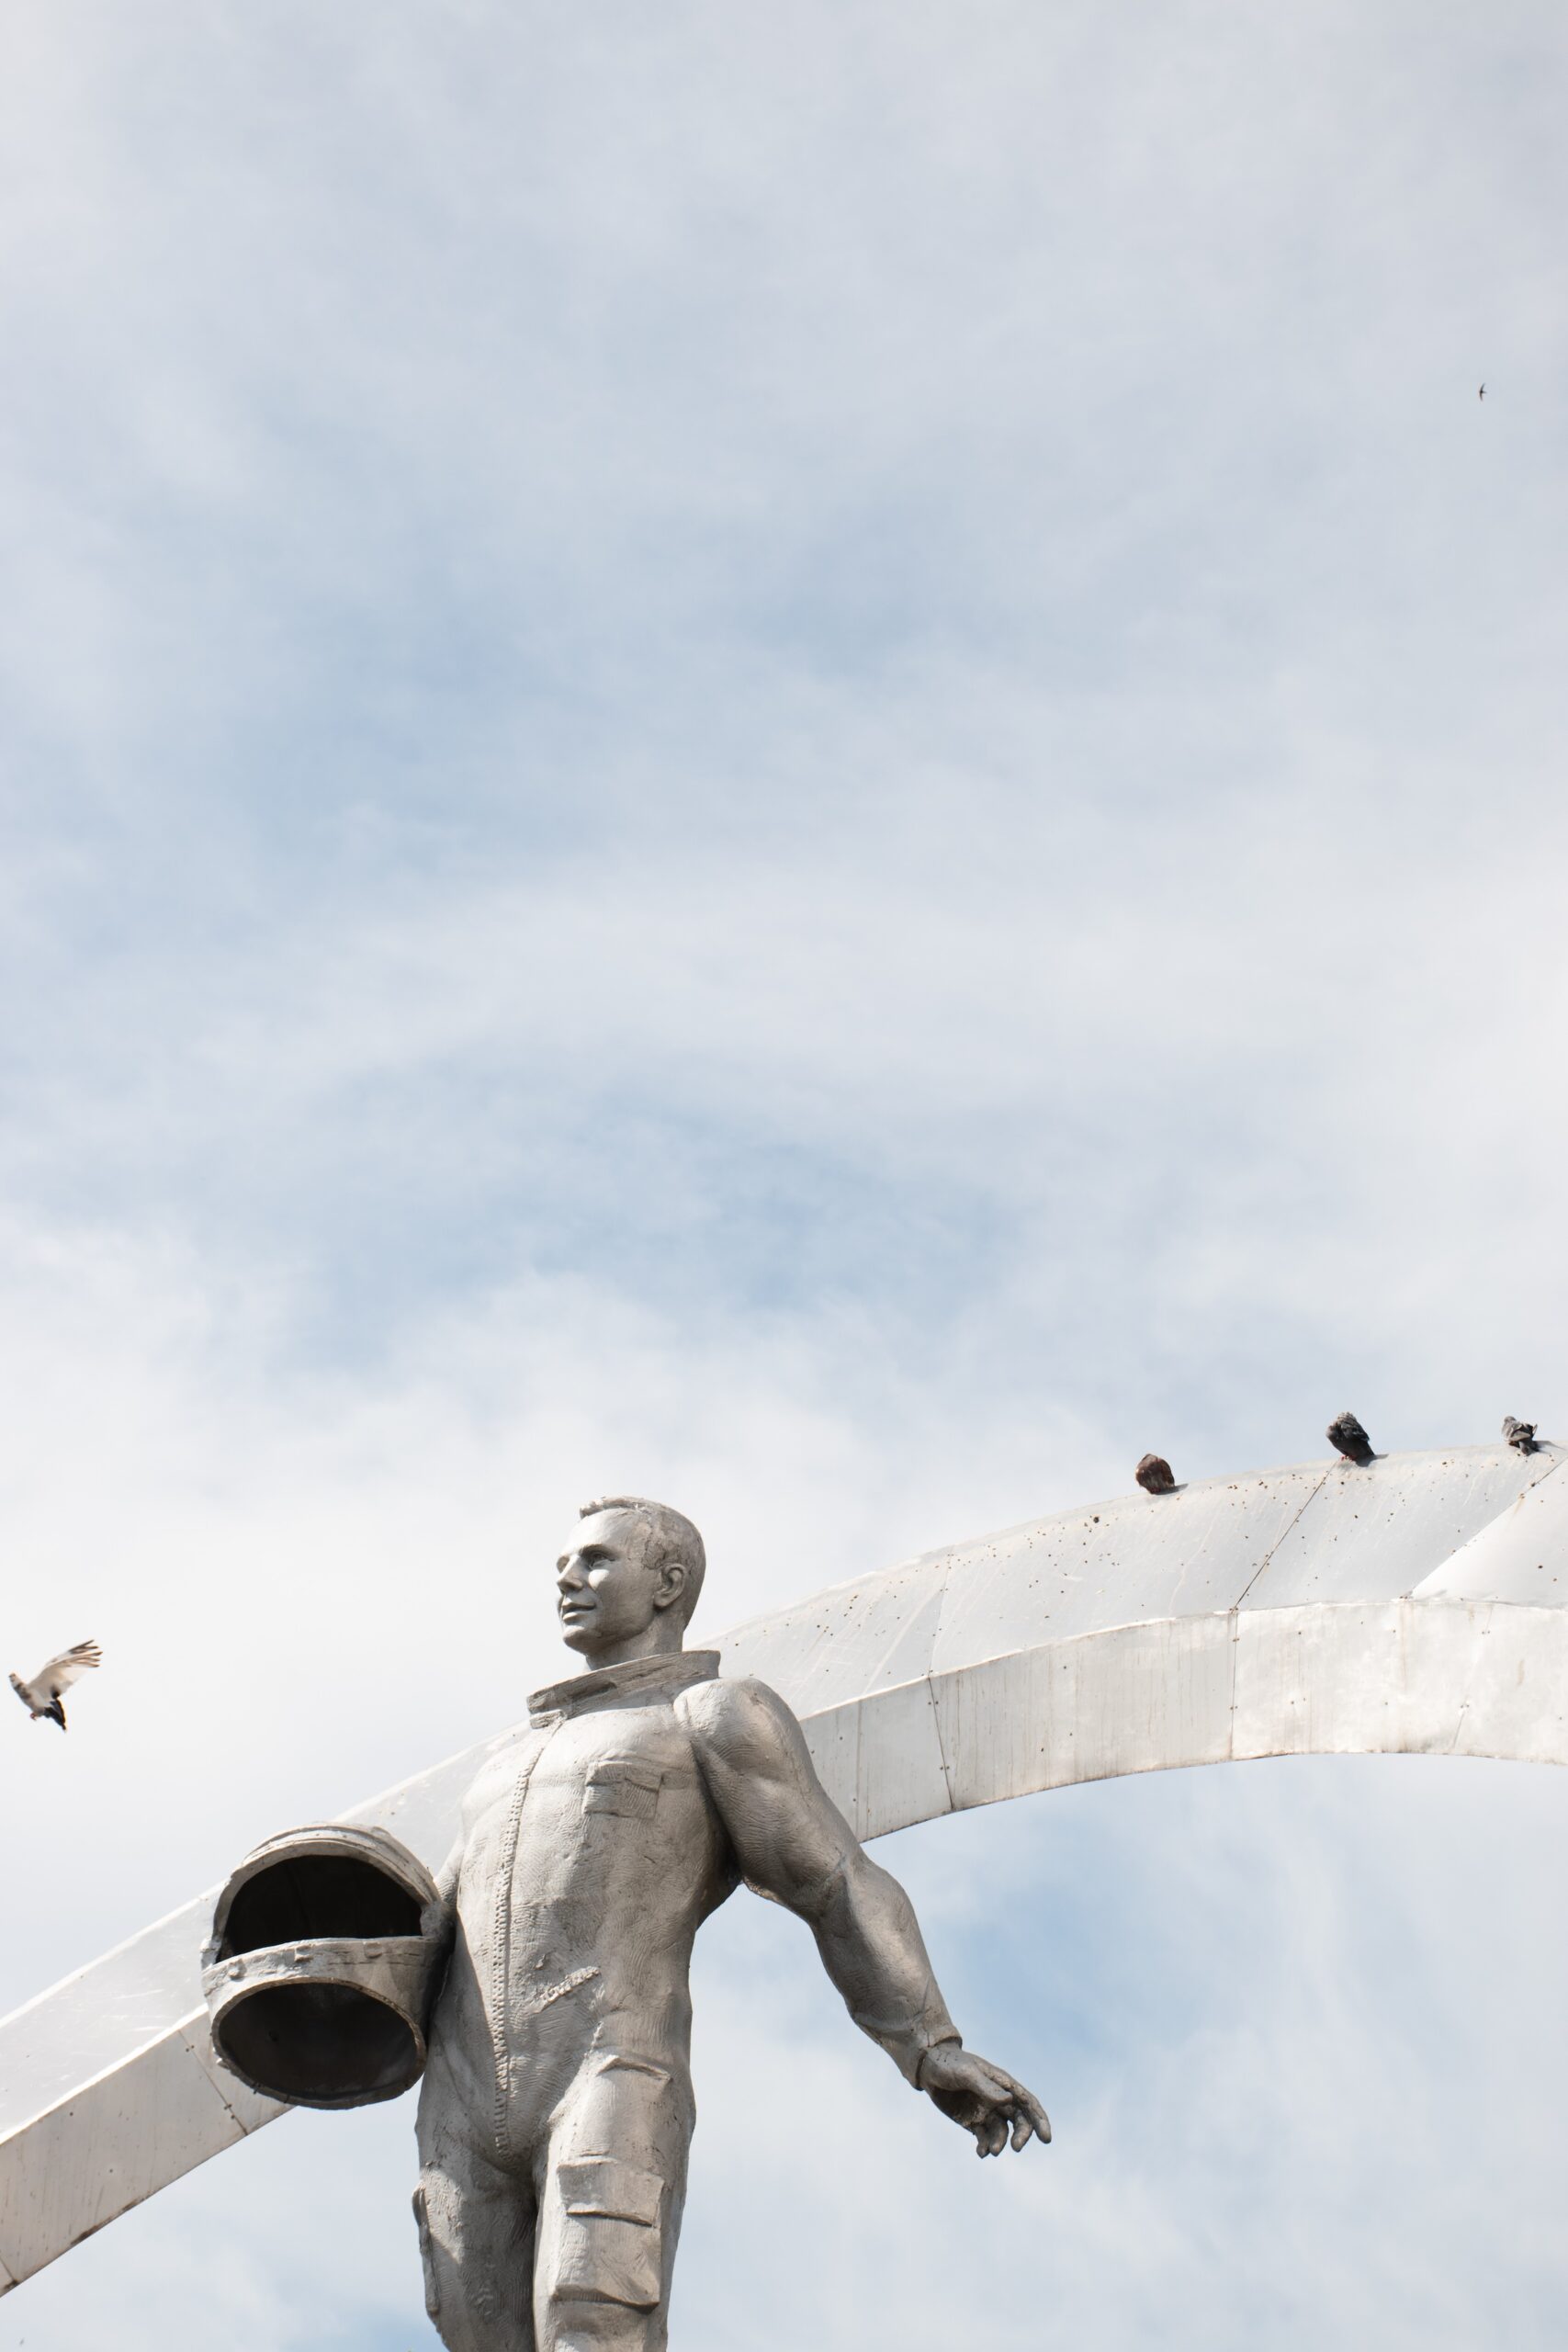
[9,1640,102,1730]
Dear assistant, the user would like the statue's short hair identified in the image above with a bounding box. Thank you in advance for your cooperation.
[579,1495,706,1628]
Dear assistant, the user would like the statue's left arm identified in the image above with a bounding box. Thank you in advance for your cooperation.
[683,1675,1050,2156]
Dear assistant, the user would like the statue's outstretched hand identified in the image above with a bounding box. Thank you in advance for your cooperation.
[918,2043,1051,2157]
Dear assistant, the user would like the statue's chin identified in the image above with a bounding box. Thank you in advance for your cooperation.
[559,1623,599,1656]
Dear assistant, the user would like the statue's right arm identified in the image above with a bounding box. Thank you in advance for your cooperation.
[682,1675,960,2088]
[684,1677,1051,2156]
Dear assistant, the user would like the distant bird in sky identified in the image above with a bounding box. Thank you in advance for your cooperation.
[1134,1453,1177,1495]
[1326,1410,1375,1466]
[1502,1415,1538,1454]
[1479,383,1485,401]
[8,1640,102,1730]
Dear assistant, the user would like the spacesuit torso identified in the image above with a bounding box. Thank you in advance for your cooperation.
[428,1649,731,2162]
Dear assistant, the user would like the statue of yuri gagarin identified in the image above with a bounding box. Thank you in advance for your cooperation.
[413,1494,1050,2350]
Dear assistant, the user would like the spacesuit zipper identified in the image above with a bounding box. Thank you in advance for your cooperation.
[489,1757,536,2161]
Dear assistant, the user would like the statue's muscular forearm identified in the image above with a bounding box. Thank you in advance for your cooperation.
[801,1843,959,2082]
[682,1676,959,2083]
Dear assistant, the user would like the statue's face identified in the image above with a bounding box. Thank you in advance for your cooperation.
[556,1508,670,1657]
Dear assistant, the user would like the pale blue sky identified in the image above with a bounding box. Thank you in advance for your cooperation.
[3,4,1567,2346]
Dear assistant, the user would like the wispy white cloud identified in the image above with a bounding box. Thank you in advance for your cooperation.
[2,0,1566,2344]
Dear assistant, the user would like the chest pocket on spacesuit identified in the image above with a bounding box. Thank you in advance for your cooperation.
[581,1758,662,1820]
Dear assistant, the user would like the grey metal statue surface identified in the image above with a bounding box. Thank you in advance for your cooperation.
[410,1494,1049,2349]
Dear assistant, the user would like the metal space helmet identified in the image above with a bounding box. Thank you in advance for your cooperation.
[201,1823,446,2110]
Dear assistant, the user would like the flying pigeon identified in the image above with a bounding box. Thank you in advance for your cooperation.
[1479,383,1485,401]
[1326,1410,1375,1466]
[1503,1415,1538,1454]
[8,1641,102,1731]
[1135,1453,1177,1495]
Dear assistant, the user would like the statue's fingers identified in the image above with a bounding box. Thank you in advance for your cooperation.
[974,2059,1016,2098]
[1021,2091,1052,2145]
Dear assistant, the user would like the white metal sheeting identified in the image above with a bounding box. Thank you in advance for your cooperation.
[2,1442,1563,2293]
[717,1442,1566,1834]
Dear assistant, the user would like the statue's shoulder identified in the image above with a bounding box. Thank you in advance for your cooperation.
[675,1671,804,1760]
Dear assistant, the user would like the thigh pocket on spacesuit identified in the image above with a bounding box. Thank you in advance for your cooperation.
[412,2185,441,2320]
[554,2157,663,2309]
[581,1760,662,1821]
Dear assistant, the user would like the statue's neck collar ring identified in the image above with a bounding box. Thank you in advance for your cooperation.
[527,1648,721,1724]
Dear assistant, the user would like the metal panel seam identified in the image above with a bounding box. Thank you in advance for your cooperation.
[1442,1598,1486,1755]
[1225,1606,1239,1762]
[1231,1474,1328,1606]
[922,1673,957,1815]
[179,2019,284,2133]
[1405,1455,1565,1600]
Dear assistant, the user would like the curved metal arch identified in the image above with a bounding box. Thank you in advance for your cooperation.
[722,1440,1568,1837]
[3,1441,1563,2292]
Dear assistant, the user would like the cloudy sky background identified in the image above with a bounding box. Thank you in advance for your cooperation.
[3,0,1567,2343]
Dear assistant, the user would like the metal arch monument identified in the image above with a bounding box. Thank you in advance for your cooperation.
[4,1436,1567,2304]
